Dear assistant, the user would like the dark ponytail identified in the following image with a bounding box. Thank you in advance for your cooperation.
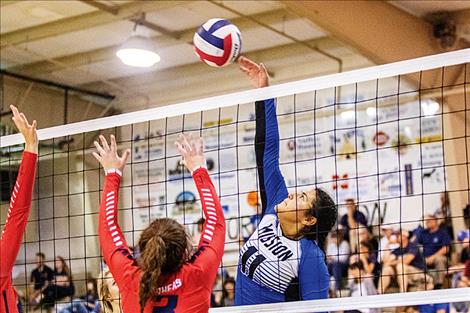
[300,188,337,253]
[138,218,190,312]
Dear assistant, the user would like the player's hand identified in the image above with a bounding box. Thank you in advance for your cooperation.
[92,135,130,173]
[239,56,269,88]
[10,105,38,154]
[175,133,206,173]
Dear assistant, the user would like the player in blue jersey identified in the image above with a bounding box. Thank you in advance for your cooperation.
[234,57,338,305]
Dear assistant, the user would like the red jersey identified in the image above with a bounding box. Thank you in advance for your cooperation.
[1,152,37,313]
[99,167,226,313]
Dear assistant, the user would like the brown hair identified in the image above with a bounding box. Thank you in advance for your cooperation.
[300,189,337,253]
[138,218,191,312]
[55,256,72,281]
[97,270,114,313]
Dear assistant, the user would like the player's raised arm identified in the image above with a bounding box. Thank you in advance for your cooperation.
[239,56,288,215]
[0,105,38,313]
[93,135,136,289]
[175,133,226,282]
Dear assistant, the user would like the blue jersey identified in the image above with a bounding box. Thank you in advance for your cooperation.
[418,303,450,313]
[235,98,329,305]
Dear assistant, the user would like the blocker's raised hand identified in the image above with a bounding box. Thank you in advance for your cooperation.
[10,105,38,154]
[92,134,130,172]
[238,56,269,88]
[175,133,206,173]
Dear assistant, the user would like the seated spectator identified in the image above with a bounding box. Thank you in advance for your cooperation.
[42,256,75,307]
[353,241,380,285]
[434,191,453,240]
[378,225,399,264]
[340,198,368,252]
[416,214,452,289]
[326,227,350,292]
[211,272,222,308]
[82,278,99,311]
[379,229,431,293]
[59,269,120,313]
[457,229,469,264]
[220,277,236,307]
[358,228,379,255]
[345,262,379,313]
[29,252,54,306]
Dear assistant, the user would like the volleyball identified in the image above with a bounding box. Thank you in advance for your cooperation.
[193,18,242,67]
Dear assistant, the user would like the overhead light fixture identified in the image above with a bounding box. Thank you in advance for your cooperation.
[116,14,160,68]
[366,107,377,117]
[421,99,440,117]
[341,110,355,120]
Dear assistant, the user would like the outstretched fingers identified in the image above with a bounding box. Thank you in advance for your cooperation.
[120,149,130,165]
[175,141,187,157]
[99,135,111,152]
[92,152,102,162]
[110,134,117,153]
[94,140,106,156]
[239,56,259,71]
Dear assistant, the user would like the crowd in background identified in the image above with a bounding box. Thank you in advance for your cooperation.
[16,193,470,313]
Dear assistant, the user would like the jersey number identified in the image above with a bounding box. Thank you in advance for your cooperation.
[152,295,178,313]
[241,246,266,279]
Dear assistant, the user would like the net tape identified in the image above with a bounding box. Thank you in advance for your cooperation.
[1,49,469,148]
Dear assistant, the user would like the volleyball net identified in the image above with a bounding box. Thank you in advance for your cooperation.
[1,49,470,312]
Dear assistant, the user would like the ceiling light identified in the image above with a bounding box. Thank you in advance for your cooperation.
[116,35,160,68]
[421,99,440,117]
[366,107,377,117]
[341,110,355,120]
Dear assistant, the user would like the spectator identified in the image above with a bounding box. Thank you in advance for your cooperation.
[345,262,378,313]
[211,272,222,307]
[379,230,431,293]
[358,228,379,255]
[326,227,350,292]
[457,229,469,264]
[82,278,99,311]
[220,277,236,307]
[416,214,451,288]
[340,198,368,252]
[435,192,453,240]
[378,225,399,263]
[354,241,380,285]
[59,270,120,313]
[42,256,75,307]
[29,252,54,305]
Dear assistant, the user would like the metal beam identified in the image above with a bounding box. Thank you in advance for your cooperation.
[0,1,187,48]
[9,8,296,75]
[1,69,115,100]
[281,1,469,65]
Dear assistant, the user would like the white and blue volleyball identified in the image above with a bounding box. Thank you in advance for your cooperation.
[193,18,242,67]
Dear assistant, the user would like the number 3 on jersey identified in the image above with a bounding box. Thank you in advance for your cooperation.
[152,295,178,313]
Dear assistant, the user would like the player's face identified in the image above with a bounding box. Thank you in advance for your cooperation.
[276,189,316,225]
[104,272,120,301]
